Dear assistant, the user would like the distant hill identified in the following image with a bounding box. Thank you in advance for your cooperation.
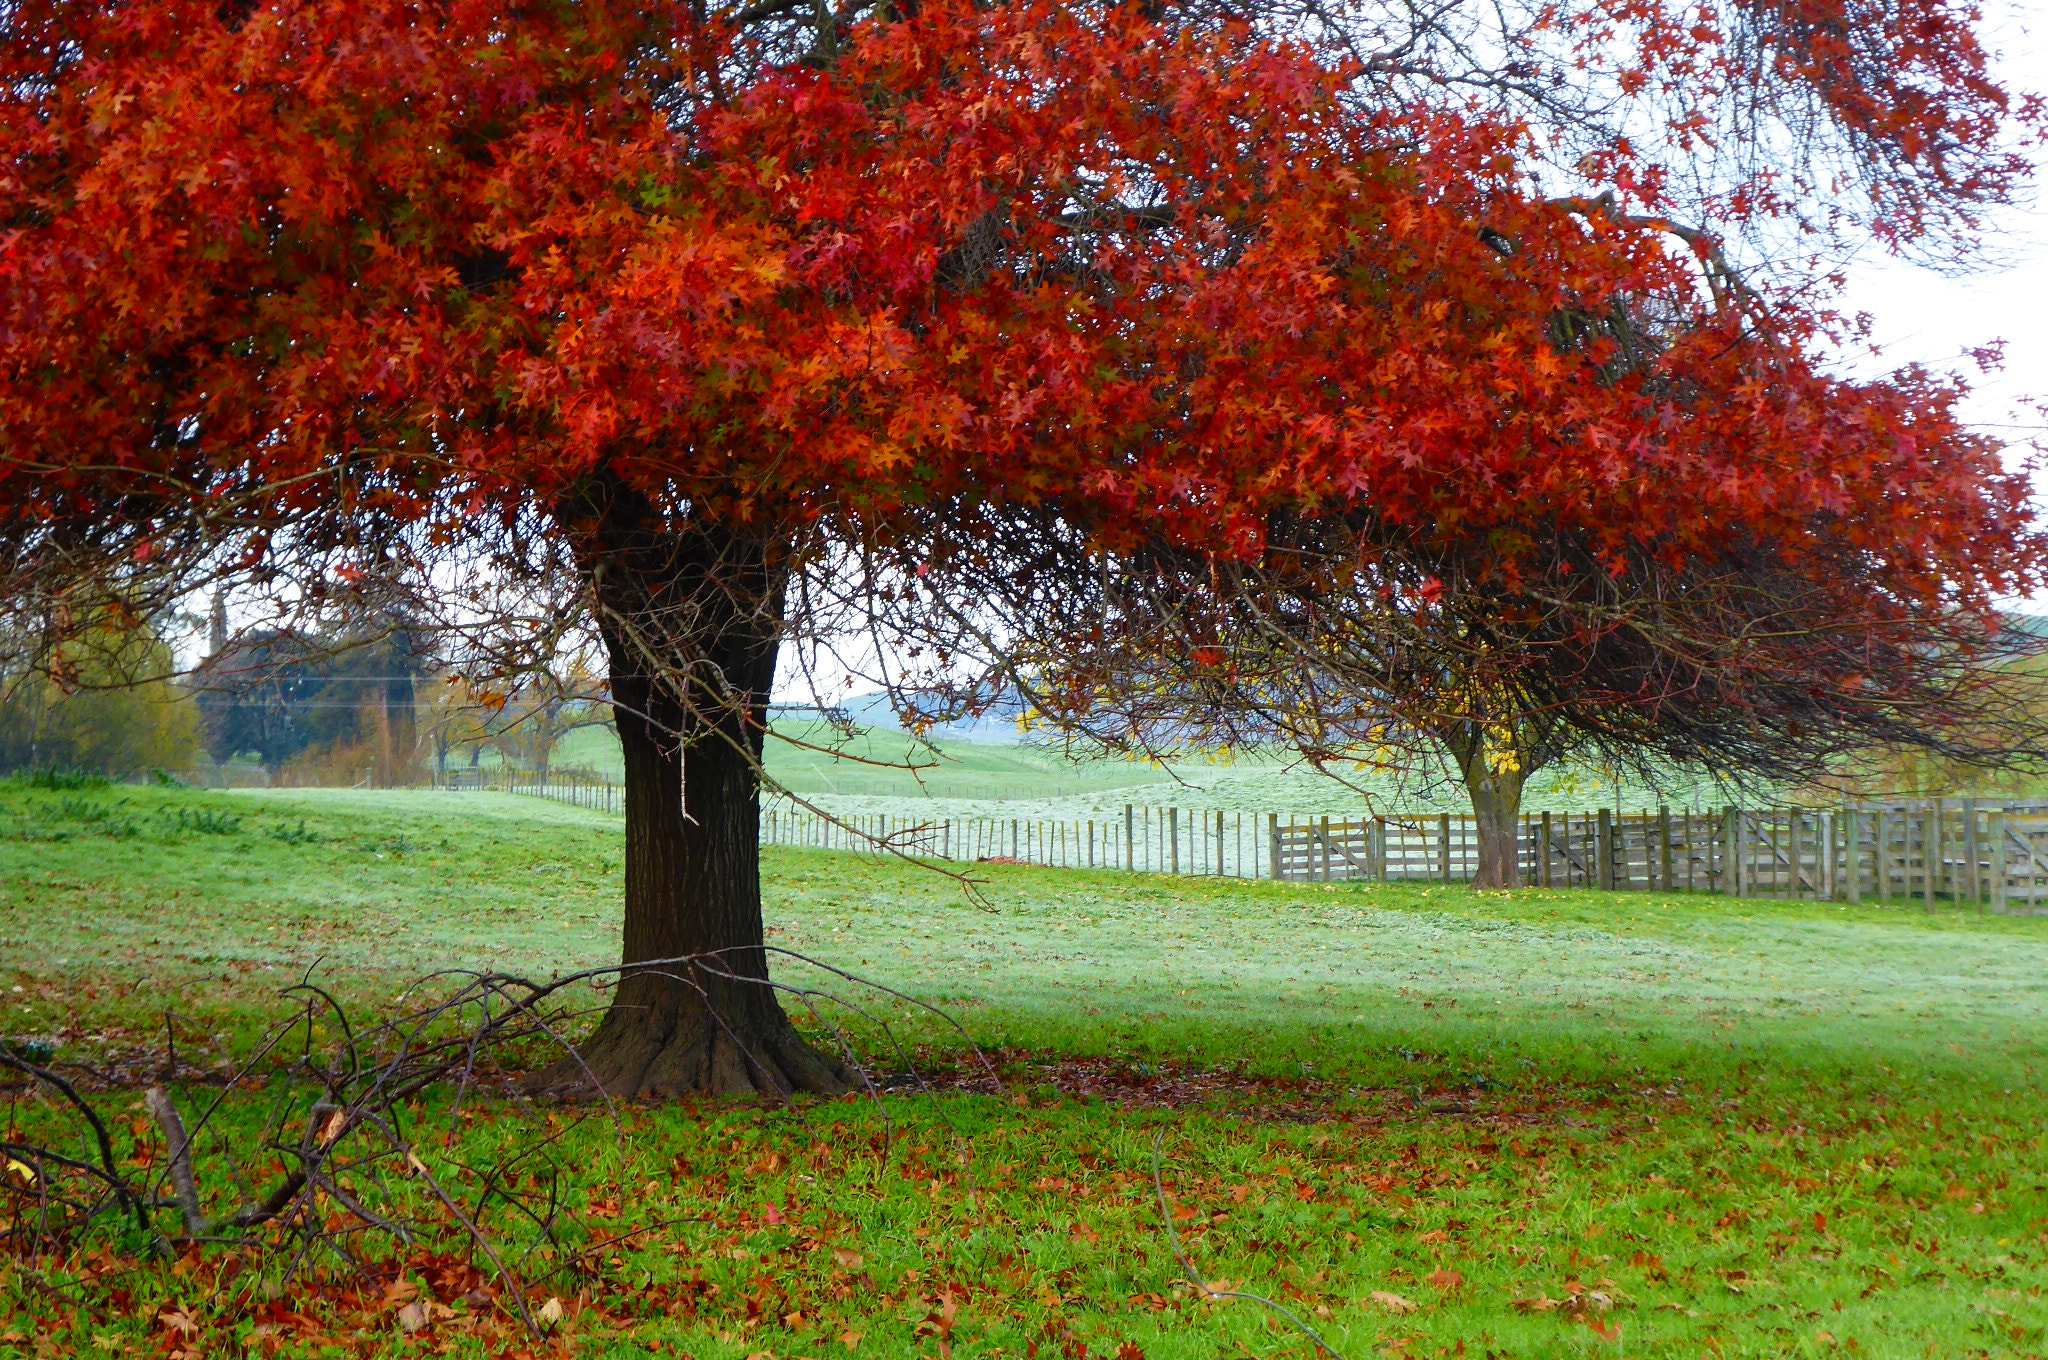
[771,688,1029,744]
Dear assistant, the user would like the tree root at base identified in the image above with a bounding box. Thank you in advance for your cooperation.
[521,1012,854,1100]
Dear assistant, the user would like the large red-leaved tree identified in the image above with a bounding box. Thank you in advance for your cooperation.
[2,0,2039,1086]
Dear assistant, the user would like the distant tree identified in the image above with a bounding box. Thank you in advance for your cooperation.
[0,621,198,777]
[199,615,427,781]
[1010,503,2048,888]
[495,651,613,783]
[415,675,496,785]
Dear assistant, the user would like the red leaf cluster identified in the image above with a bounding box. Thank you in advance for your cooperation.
[0,0,2036,653]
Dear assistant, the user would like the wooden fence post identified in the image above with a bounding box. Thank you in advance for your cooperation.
[1681,811,1693,891]
[1596,809,1613,890]
[1126,805,1135,871]
[1916,802,1933,909]
[1821,811,1836,901]
[1658,806,1672,891]
[1843,805,1859,903]
[1880,809,1895,903]
[1992,809,2009,913]
[1437,813,1452,883]
[1925,800,1940,909]
[1269,814,1281,881]
[1963,798,1980,909]
[1540,812,1553,888]
[1724,807,1740,897]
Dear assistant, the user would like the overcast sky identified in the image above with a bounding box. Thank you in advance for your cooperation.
[1832,1,2046,458]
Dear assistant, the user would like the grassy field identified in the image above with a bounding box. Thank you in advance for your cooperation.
[3,781,2046,1358]
[544,720,1754,821]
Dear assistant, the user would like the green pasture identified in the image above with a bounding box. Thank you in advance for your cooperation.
[545,719,1752,820]
[2,781,2045,1357]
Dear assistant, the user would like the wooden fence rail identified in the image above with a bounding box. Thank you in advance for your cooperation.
[475,778,2048,912]
[1269,809,1725,891]
[1271,801,2048,913]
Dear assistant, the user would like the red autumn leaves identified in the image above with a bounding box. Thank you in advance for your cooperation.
[0,0,2036,618]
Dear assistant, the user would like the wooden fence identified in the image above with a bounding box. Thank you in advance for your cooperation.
[761,803,1269,877]
[1272,801,2048,912]
[476,778,2048,911]
[489,774,622,815]
[476,781,1267,875]
[1270,809,1724,891]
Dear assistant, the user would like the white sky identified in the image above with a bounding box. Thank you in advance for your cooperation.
[1832,1,2047,460]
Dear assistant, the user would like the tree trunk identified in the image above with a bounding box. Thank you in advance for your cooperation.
[1444,724,1531,890]
[1465,763,1527,889]
[527,488,850,1100]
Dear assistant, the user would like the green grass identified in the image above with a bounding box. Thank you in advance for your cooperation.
[3,782,2046,1357]
[541,720,1758,820]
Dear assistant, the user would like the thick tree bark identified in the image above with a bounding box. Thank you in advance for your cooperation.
[1443,724,1532,890]
[527,485,850,1100]
[1464,761,1527,889]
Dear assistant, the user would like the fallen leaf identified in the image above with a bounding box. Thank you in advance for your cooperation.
[833,1248,864,1270]
[536,1296,565,1324]
[396,1302,429,1333]
[1371,1291,1418,1314]
[840,1329,863,1350]
[1426,1268,1464,1292]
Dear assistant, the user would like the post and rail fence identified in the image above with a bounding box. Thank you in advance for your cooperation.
[466,775,2048,913]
